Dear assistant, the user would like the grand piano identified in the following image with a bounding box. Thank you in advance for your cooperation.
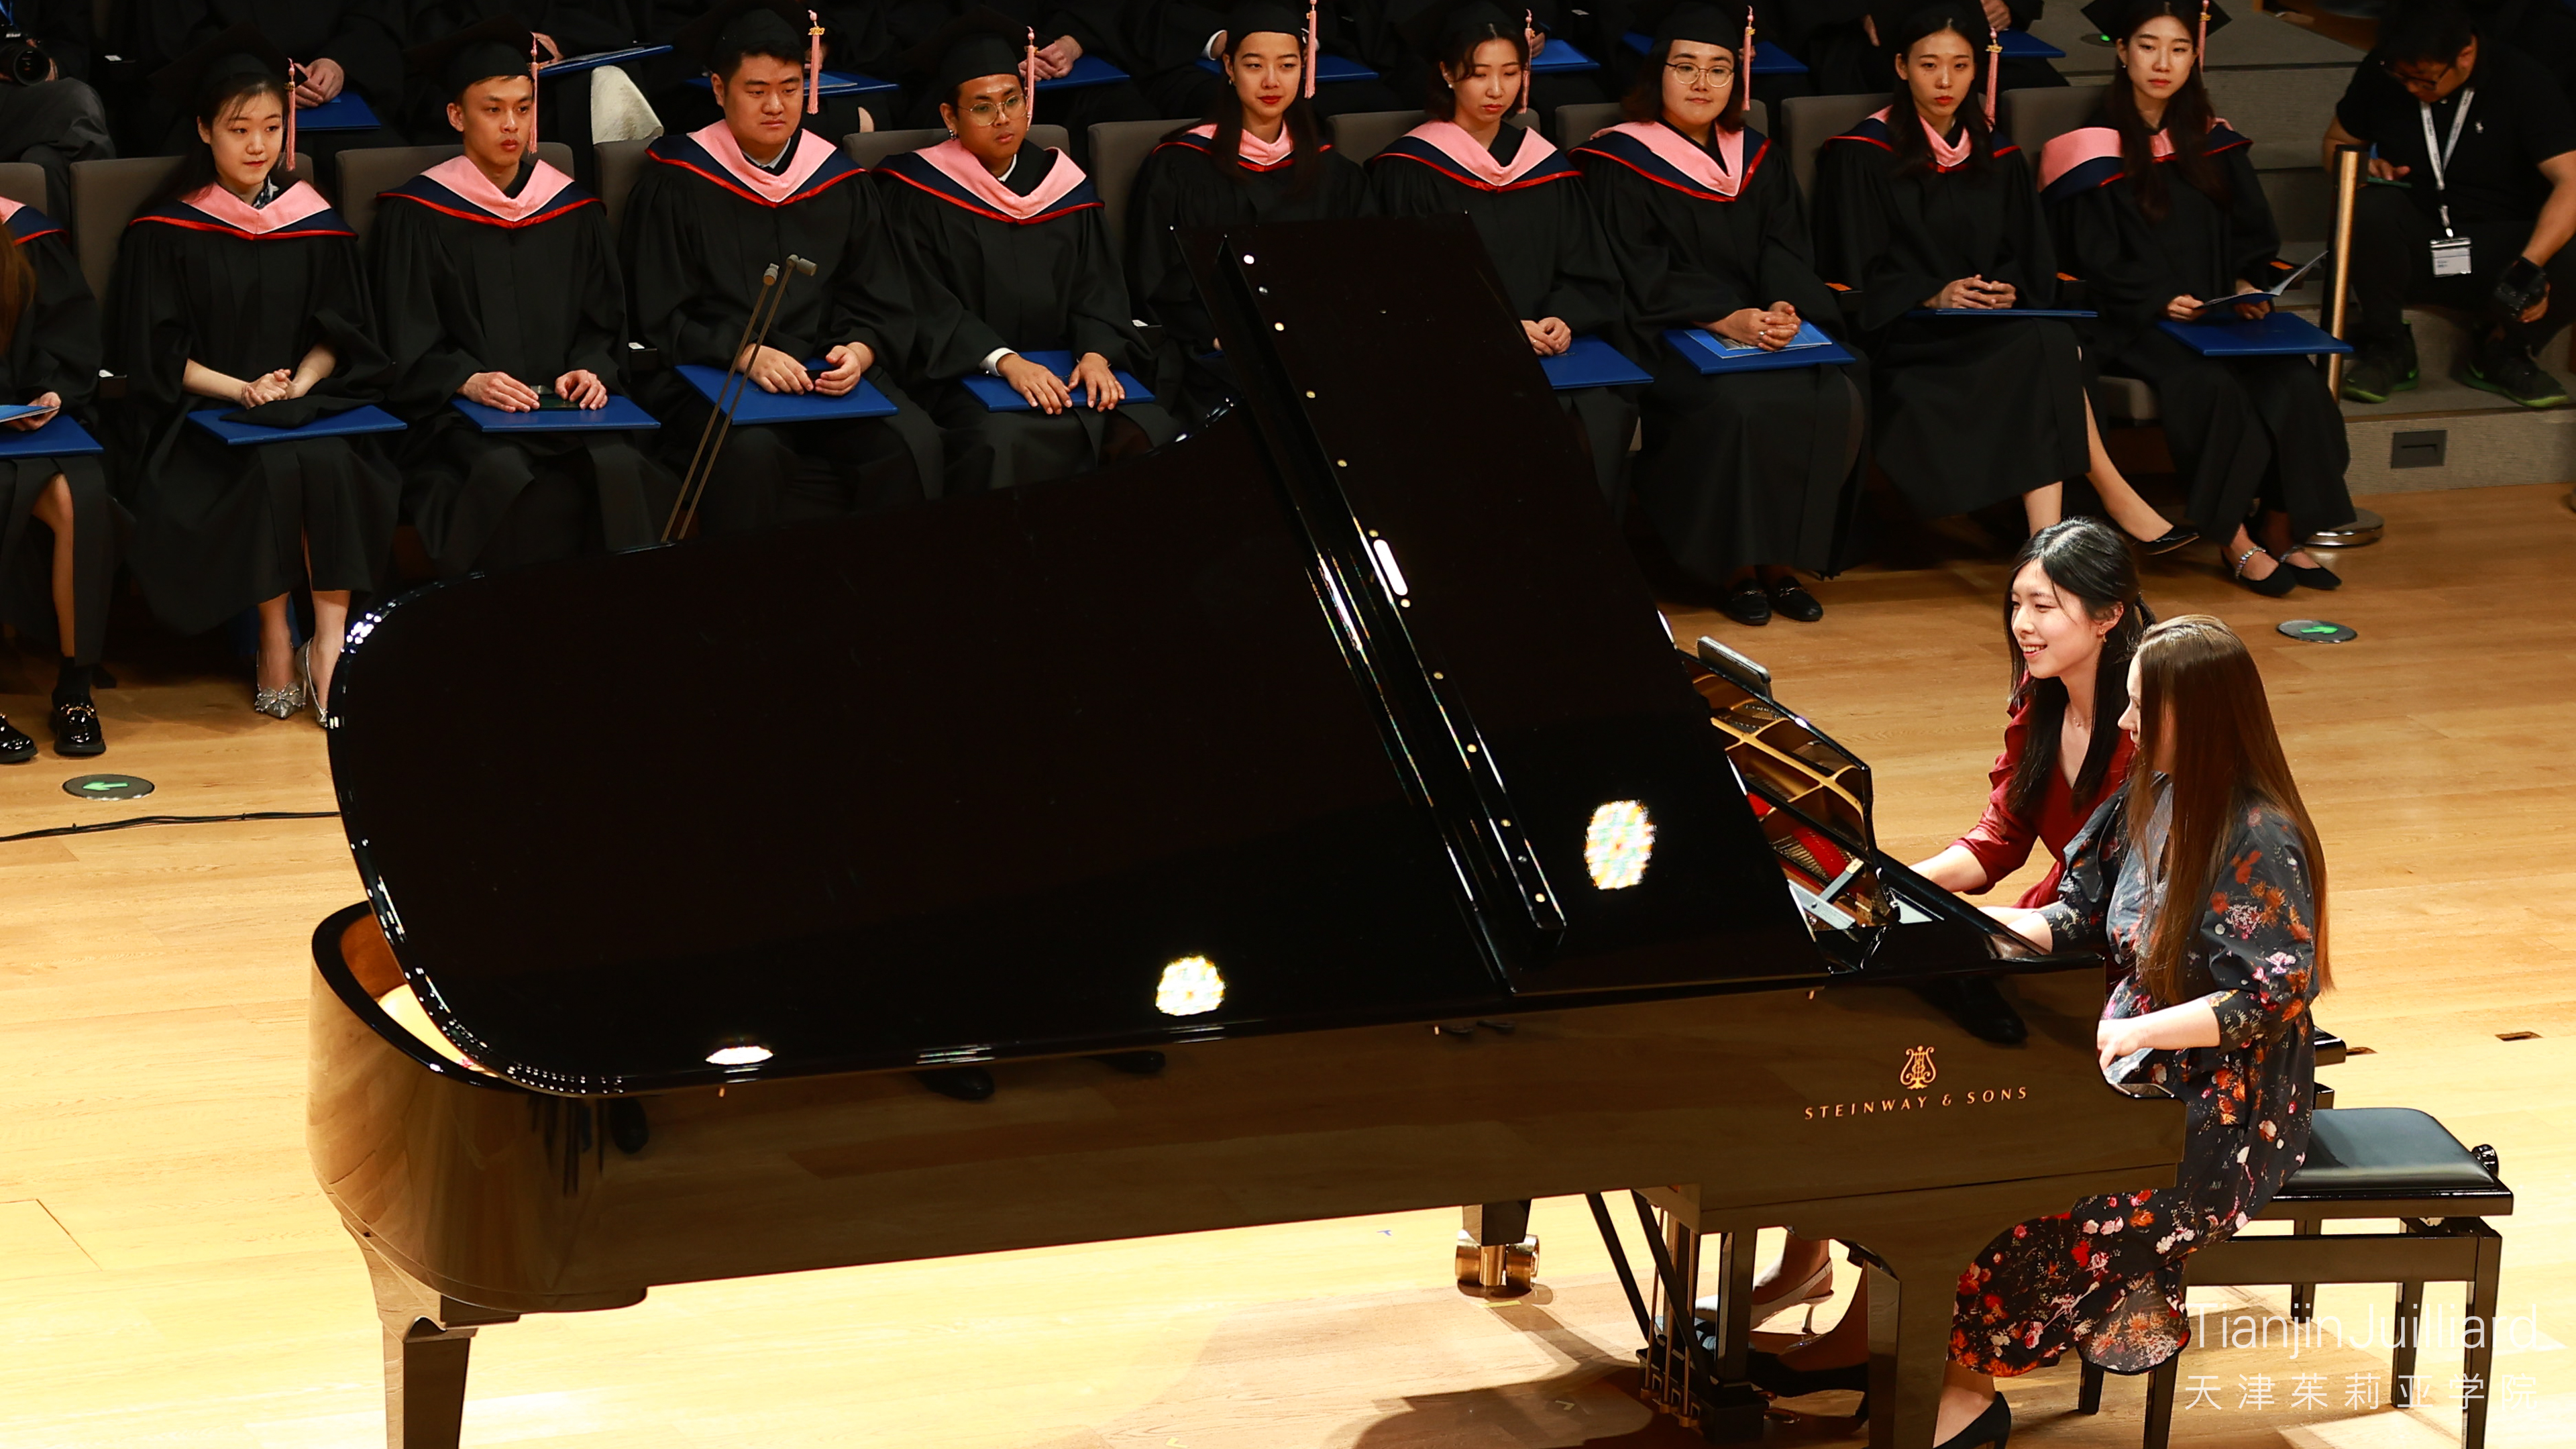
[309,215,2184,1448]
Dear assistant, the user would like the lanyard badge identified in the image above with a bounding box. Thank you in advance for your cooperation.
[2418,86,2478,274]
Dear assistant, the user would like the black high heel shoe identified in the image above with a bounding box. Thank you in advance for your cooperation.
[2281,555,2343,590]
[2231,546,2296,597]
[2129,522,2198,555]
[1745,1349,1869,1397]
[1937,1391,2012,1449]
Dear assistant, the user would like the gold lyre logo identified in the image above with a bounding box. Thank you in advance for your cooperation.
[1898,1045,1938,1090]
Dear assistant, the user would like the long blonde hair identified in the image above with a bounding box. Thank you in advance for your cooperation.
[2127,615,2329,1006]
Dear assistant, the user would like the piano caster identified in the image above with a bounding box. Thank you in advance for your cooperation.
[916,1066,996,1102]
[1087,1050,1167,1075]
[1453,1231,1541,1297]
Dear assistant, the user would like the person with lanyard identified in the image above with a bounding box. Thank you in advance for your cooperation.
[1128,0,1375,427]
[622,0,947,535]
[2323,1,2576,407]
[1573,0,1863,625]
[2039,0,2355,595]
[107,23,400,725]
[1371,0,1637,509]
[874,10,1178,492]
[1812,0,2180,542]
[0,158,111,759]
[372,17,674,578]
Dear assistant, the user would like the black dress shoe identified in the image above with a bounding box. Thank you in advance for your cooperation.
[1721,578,1772,626]
[1746,1349,1869,1397]
[0,714,32,763]
[2129,523,2198,555]
[2282,557,2343,590]
[50,699,104,757]
[1767,578,1825,622]
[2230,547,2296,598]
[1936,1390,2012,1449]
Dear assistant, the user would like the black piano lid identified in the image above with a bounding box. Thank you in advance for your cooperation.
[327,216,1822,1095]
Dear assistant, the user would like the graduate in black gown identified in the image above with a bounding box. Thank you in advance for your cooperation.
[374,19,676,578]
[623,0,947,534]
[1129,0,1375,424]
[1124,0,1406,123]
[875,12,1179,492]
[139,1,409,171]
[1815,3,2182,539]
[1575,3,1863,625]
[888,0,1159,168]
[2039,0,2355,594]
[1371,0,1637,506]
[108,25,399,722]
[643,0,906,136]
[404,0,668,185]
[1381,0,1609,125]
[0,199,113,759]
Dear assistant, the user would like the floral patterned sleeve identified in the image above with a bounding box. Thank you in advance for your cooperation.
[2194,805,2322,1051]
[2037,793,2125,949]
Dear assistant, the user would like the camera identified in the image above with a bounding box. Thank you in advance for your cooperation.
[0,32,50,86]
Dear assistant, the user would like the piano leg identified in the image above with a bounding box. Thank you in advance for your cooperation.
[1454,1200,1539,1297]
[354,1230,520,1449]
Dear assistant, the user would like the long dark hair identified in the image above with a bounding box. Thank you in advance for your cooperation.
[153,68,292,205]
[1883,11,1996,175]
[2002,518,2151,823]
[1619,36,1747,131]
[1426,21,1525,121]
[2127,615,2330,1006]
[2102,9,2229,223]
[1205,28,1327,201]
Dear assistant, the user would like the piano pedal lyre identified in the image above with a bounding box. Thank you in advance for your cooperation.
[1454,1201,1540,1297]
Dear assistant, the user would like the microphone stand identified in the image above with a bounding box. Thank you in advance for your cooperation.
[664,251,814,539]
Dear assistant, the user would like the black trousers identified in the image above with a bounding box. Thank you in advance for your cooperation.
[2104,327,2354,541]
[0,79,110,216]
[2349,186,2576,356]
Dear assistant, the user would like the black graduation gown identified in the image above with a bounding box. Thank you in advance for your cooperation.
[372,162,676,576]
[1812,113,2086,516]
[0,206,116,665]
[1129,127,1374,422]
[621,129,947,533]
[105,189,399,635]
[142,1,410,160]
[875,144,1181,492]
[1370,123,1639,506]
[887,0,1157,166]
[1120,0,1404,122]
[640,0,907,135]
[402,0,647,182]
[2043,117,2355,539]
[1575,123,1865,578]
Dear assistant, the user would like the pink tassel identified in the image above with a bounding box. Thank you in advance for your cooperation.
[2194,0,2208,69]
[1741,5,1754,117]
[808,9,824,114]
[1024,26,1040,125]
[1304,0,1319,98]
[1519,8,1536,115]
[283,58,299,176]
[1984,21,2000,127]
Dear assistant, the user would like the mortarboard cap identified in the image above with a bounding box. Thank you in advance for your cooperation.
[1393,0,1525,59]
[902,6,1034,95]
[150,21,289,109]
[1631,0,1743,48]
[408,15,539,101]
[2077,0,2231,43]
[676,0,825,113]
[1226,0,1313,42]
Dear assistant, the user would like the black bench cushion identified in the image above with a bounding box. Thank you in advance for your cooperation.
[2277,1107,2504,1199]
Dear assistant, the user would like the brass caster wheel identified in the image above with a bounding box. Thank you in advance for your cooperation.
[1454,1230,1540,1297]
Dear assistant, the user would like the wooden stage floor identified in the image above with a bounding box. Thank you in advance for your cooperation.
[0,483,2569,1448]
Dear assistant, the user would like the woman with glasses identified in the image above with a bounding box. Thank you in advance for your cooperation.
[2041,0,2355,594]
[1575,4,1863,624]
[877,12,1177,492]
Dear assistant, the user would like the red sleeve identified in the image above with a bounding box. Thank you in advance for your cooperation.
[1949,707,2040,888]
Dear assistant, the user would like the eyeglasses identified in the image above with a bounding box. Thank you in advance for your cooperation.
[961,91,1026,123]
[1666,61,1735,87]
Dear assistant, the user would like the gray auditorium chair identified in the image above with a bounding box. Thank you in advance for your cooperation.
[0,162,45,215]
[1780,93,1882,202]
[1327,108,1535,164]
[2004,83,2105,158]
[2076,1107,2510,1449]
[335,142,577,239]
[594,138,650,239]
[1553,99,1770,146]
[1089,118,1195,256]
[843,125,1070,172]
[70,153,315,301]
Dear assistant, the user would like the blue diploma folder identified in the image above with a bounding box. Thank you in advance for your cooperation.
[1040,56,1132,90]
[1530,40,1599,73]
[1199,53,1381,81]
[961,349,1154,411]
[1665,323,1856,374]
[1623,33,1807,72]
[679,361,899,422]
[1907,307,2098,319]
[452,395,663,432]
[294,94,381,131]
[544,44,672,76]
[1541,335,1652,388]
[189,404,407,445]
[2158,312,2354,357]
[0,415,102,458]
[1996,30,2065,57]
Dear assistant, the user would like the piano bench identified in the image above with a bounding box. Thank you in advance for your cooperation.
[2077,1108,2510,1449]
